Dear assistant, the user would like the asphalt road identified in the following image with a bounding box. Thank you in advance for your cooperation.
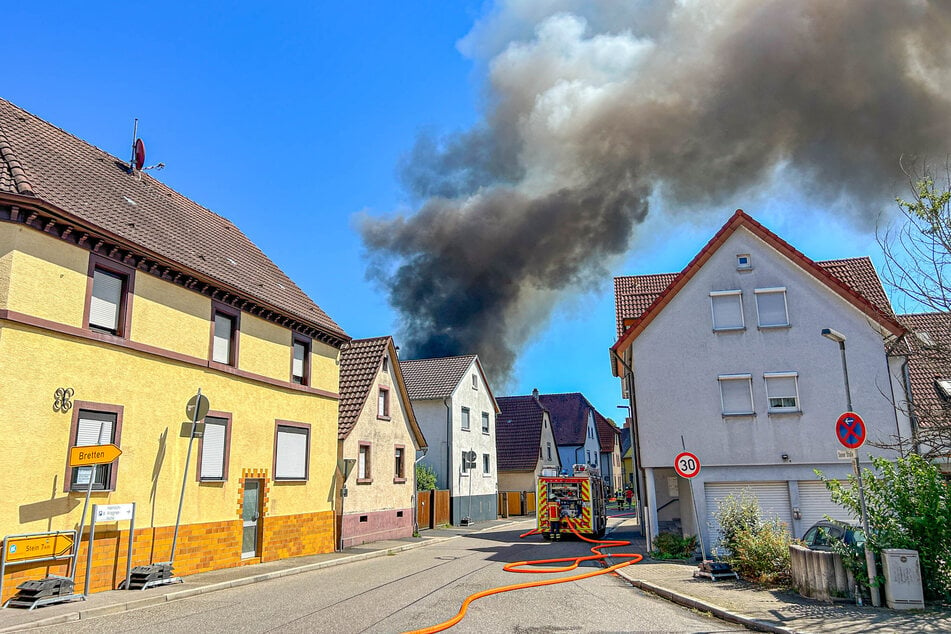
[34,519,743,633]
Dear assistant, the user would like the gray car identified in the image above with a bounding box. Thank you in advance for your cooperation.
[801,520,865,551]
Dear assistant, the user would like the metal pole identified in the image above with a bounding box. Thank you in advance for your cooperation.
[170,388,202,564]
[837,341,881,608]
[124,503,136,589]
[688,478,707,562]
[84,507,99,596]
[71,422,103,581]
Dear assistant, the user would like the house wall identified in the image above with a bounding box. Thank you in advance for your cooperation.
[450,362,498,522]
[0,226,340,600]
[498,469,537,492]
[414,399,450,489]
[341,349,417,546]
[629,226,911,547]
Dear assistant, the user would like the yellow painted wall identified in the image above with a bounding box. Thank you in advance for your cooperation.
[314,341,340,394]
[341,349,417,512]
[239,313,291,379]
[1,226,341,547]
[2,224,88,325]
[131,274,209,358]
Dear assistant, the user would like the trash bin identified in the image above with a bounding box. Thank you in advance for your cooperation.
[881,549,924,610]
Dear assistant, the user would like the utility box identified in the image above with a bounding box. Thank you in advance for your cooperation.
[881,549,925,610]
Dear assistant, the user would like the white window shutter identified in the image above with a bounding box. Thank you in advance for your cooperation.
[213,314,233,363]
[756,289,788,326]
[201,418,227,479]
[719,376,753,414]
[292,342,305,379]
[90,270,122,330]
[711,292,743,329]
[358,447,368,478]
[276,426,307,479]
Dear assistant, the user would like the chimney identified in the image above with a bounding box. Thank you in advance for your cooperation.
[532,388,539,399]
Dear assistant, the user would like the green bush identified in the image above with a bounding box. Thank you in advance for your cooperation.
[415,463,437,490]
[651,531,698,559]
[713,490,791,585]
[819,454,951,601]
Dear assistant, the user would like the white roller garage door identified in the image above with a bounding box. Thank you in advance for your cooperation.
[704,482,792,553]
[797,480,853,536]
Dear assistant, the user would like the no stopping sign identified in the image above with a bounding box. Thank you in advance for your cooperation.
[674,451,701,478]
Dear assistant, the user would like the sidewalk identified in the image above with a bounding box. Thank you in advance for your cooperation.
[2,515,949,633]
[606,515,951,634]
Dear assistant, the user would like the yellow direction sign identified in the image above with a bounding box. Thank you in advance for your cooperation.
[69,444,122,467]
[6,533,74,563]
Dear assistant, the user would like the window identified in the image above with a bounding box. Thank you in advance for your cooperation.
[358,443,371,482]
[765,372,800,413]
[274,422,309,481]
[481,412,490,433]
[67,404,122,492]
[472,374,478,390]
[482,453,490,474]
[199,415,230,481]
[212,307,239,365]
[378,387,390,419]
[736,254,752,270]
[710,290,744,330]
[547,443,552,461]
[86,257,133,336]
[461,407,470,431]
[394,446,405,482]
[719,374,754,415]
[381,356,389,372]
[755,288,789,328]
[292,337,310,385]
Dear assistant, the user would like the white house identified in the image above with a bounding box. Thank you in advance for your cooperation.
[400,355,500,524]
[536,392,604,473]
[611,210,911,551]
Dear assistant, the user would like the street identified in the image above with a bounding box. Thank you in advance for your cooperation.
[33,518,742,633]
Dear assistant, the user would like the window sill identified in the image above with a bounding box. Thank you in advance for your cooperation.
[393,477,407,484]
[722,411,756,418]
[199,478,226,484]
[461,428,471,432]
[712,327,746,333]
[377,415,391,421]
[758,324,790,330]
[274,477,308,483]
[357,478,373,485]
[768,410,802,417]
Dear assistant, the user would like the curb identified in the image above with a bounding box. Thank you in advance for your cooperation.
[0,534,459,633]
[614,568,796,634]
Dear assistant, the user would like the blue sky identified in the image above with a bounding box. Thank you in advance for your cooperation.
[6,2,938,421]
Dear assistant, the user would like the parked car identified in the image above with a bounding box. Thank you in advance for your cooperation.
[801,520,865,551]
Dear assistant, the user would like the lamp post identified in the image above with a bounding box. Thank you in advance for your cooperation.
[821,328,881,607]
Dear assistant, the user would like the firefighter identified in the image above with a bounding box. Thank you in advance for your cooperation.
[548,500,561,537]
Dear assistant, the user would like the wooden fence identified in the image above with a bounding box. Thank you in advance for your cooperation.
[497,491,536,517]
[416,489,450,530]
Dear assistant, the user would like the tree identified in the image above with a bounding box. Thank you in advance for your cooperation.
[415,463,437,491]
[878,158,951,460]
[819,454,951,601]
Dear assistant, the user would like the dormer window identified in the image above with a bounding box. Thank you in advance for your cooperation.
[936,378,951,402]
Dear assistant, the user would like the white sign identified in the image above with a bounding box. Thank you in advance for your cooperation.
[837,449,856,460]
[95,503,134,522]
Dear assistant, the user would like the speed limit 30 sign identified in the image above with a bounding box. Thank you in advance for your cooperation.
[674,451,701,479]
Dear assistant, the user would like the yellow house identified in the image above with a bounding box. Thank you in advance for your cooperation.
[337,337,426,547]
[0,98,349,600]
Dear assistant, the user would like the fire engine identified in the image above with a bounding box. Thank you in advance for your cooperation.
[536,464,607,539]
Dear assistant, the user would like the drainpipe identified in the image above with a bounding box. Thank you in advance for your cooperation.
[612,347,647,544]
[444,397,453,517]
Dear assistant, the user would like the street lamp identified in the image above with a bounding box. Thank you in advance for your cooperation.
[821,328,881,607]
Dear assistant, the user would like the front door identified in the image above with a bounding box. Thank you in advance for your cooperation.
[242,480,262,558]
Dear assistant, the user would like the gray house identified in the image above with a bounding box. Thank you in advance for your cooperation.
[400,355,500,524]
[611,210,911,550]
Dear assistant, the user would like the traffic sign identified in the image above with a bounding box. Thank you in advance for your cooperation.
[94,504,134,522]
[68,443,122,467]
[5,533,74,563]
[186,393,210,421]
[674,451,701,479]
[836,412,867,449]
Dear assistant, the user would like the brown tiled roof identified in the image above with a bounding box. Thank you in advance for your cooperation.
[399,355,478,400]
[614,273,677,337]
[612,211,905,375]
[496,395,547,471]
[338,337,390,439]
[899,312,951,430]
[0,98,347,342]
[595,411,619,453]
[537,392,595,447]
[338,336,426,446]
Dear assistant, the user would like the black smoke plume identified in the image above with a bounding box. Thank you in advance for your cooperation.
[359,1,951,384]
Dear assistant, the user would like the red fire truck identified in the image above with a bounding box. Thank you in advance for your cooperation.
[537,464,607,539]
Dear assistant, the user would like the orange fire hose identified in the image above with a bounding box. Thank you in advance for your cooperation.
[404,519,643,634]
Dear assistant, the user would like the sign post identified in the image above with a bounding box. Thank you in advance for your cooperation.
[835,410,879,607]
[170,389,208,565]
[673,451,707,563]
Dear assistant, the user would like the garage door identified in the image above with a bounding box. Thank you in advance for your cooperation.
[797,480,853,536]
[704,482,792,553]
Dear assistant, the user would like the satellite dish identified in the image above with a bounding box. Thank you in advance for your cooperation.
[134,138,146,171]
